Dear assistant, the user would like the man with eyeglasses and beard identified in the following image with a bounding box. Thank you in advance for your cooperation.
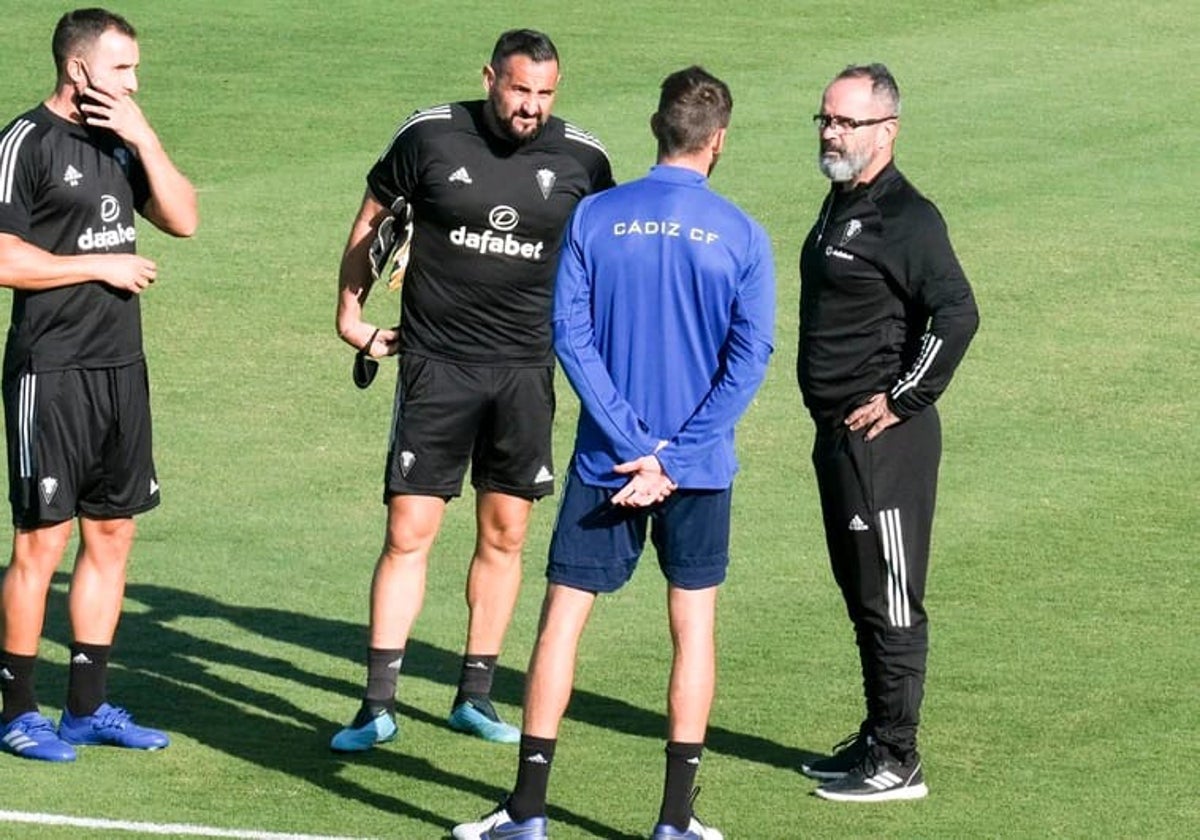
[332,29,613,753]
[796,64,978,801]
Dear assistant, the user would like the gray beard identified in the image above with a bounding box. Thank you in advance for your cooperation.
[819,150,869,183]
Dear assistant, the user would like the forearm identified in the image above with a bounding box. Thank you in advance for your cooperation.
[889,301,979,416]
[136,135,198,237]
[656,340,772,476]
[337,280,378,350]
[336,197,384,349]
[657,271,775,474]
[0,234,108,291]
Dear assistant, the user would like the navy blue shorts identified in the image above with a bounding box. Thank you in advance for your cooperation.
[547,466,731,593]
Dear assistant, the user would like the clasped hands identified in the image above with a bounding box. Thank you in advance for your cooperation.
[610,453,677,508]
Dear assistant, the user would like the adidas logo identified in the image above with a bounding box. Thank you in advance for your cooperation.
[525,752,549,765]
[71,653,93,665]
[386,657,404,670]
[448,166,472,185]
[465,660,489,670]
[0,667,14,681]
[150,477,160,495]
[63,165,83,187]
[400,451,416,478]
[3,729,37,753]
[686,756,701,765]
[534,466,554,484]
[848,515,869,532]
[867,770,904,789]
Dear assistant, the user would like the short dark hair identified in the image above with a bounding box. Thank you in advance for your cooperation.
[52,8,136,76]
[489,29,558,76]
[833,63,902,115]
[652,66,733,158]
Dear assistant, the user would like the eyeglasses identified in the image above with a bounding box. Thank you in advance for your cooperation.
[812,113,897,132]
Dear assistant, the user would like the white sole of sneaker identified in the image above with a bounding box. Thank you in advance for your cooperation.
[814,782,929,802]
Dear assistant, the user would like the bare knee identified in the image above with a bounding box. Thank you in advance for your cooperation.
[475,493,532,562]
[10,522,73,580]
[77,517,136,572]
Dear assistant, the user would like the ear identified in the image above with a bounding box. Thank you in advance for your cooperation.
[711,127,727,156]
[878,119,899,149]
[482,63,496,94]
[67,56,88,86]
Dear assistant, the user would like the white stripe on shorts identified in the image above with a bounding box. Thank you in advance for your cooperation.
[18,372,36,479]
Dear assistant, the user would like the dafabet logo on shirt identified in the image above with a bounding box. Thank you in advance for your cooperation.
[77,194,135,251]
[449,205,545,261]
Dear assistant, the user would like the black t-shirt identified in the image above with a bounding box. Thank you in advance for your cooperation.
[797,163,978,421]
[368,101,614,365]
[0,104,150,373]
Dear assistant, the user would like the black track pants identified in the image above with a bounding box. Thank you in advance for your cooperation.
[811,406,941,759]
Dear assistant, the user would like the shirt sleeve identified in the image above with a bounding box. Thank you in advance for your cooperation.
[881,203,979,417]
[0,119,40,240]
[553,203,662,462]
[128,147,150,215]
[655,222,776,479]
[366,111,424,207]
[591,151,616,193]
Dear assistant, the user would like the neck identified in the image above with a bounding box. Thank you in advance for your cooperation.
[844,153,893,190]
[45,86,85,124]
[657,149,714,177]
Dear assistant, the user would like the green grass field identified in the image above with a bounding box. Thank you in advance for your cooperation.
[1,1,1196,837]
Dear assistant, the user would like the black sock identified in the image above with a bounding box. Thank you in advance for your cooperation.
[454,653,497,712]
[0,651,38,723]
[363,647,403,715]
[659,741,703,830]
[507,735,556,822]
[66,643,111,717]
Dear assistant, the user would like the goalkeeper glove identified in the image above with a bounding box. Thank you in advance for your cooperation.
[368,196,414,291]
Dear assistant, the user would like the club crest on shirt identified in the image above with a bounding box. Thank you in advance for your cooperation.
[839,218,862,246]
[536,168,556,200]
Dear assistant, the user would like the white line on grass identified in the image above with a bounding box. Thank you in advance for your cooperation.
[0,810,376,840]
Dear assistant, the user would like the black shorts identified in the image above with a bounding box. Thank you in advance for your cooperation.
[384,354,555,500]
[4,362,159,527]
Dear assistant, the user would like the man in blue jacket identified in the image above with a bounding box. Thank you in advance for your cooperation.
[454,65,775,840]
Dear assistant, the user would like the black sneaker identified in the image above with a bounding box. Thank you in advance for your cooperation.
[801,731,871,780]
[814,749,928,802]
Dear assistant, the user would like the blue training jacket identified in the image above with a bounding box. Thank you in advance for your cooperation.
[553,164,776,490]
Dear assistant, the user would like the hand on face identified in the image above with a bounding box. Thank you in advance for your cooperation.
[73,28,153,148]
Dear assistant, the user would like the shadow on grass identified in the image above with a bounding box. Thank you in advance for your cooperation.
[39,573,817,837]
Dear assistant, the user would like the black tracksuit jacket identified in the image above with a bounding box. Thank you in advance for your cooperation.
[797,162,978,422]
